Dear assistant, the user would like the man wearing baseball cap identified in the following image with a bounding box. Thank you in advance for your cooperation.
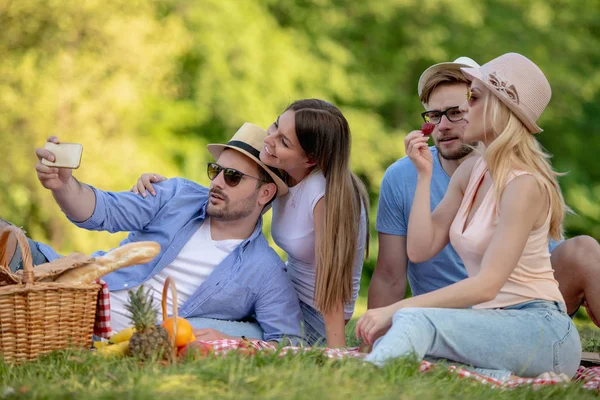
[369,57,600,327]
[5,123,304,344]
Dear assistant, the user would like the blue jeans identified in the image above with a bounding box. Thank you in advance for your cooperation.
[366,300,581,379]
[187,317,265,340]
[8,239,49,272]
[299,300,326,346]
[188,303,328,346]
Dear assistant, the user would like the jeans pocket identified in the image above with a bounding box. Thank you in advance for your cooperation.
[299,301,326,345]
[553,317,581,377]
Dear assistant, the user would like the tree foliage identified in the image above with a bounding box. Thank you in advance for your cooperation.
[1,0,598,256]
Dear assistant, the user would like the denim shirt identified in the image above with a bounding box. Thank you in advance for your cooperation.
[39,178,303,343]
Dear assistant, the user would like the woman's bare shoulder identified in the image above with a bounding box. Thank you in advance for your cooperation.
[452,154,482,191]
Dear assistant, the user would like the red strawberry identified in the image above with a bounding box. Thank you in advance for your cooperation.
[421,123,435,136]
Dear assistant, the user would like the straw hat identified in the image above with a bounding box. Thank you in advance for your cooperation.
[417,56,480,97]
[207,123,288,196]
[461,53,551,134]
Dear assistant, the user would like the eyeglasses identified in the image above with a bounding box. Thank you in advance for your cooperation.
[421,106,465,125]
[207,162,266,187]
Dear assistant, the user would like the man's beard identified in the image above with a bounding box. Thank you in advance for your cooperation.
[437,143,476,160]
[206,188,258,221]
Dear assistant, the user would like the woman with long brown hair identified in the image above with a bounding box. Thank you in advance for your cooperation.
[134,99,369,347]
[261,99,369,347]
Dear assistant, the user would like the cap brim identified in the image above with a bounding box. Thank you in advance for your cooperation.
[418,61,479,97]
[206,143,289,196]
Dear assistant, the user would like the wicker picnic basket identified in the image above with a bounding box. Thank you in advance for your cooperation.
[0,226,100,362]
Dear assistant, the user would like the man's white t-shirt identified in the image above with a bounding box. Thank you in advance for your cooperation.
[110,218,243,331]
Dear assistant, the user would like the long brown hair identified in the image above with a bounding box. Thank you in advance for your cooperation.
[286,99,370,313]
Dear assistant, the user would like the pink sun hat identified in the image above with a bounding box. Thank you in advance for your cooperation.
[461,53,552,134]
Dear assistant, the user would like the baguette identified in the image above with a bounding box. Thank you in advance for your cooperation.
[16,253,95,282]
[54,241,160,284]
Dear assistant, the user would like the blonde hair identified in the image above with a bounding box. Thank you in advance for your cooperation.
[420,69,471,104]
[481,94,568,240]
[287,99,370,314]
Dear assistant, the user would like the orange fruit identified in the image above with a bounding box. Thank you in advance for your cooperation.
[161,317,196,347]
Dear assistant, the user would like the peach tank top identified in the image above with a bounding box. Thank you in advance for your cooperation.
[449,158,564,309]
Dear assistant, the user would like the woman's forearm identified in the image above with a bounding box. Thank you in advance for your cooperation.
[406,174,436,261]
[323,302,346,348]
[389,276,494,313]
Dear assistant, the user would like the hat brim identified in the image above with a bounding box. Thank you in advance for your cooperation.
[461,67,543,134]
[206,143,289,196]
[418,61,478,97]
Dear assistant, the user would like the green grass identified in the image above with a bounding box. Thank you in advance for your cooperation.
[2,289,598,399]
[579,324,600,353]
[0,346,596,400]
[1,322,598,400]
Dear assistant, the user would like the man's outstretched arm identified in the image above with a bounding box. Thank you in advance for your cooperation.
[367,233,408,309]
[35,136,96,222]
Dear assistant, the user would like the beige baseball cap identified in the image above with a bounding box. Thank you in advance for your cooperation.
[418,56,480,97]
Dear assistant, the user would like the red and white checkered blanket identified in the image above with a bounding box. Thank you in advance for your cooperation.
[200,339,600,392]
[92,288,600,391]
[93,281,112,339]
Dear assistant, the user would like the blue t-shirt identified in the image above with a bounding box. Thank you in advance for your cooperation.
[376,147,561,296]
[376,147,468,295]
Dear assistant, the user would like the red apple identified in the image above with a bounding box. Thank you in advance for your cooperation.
[177,341,213,360]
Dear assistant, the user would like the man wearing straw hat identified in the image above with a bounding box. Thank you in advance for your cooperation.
[4,123,304,344]
[369,56,600,328]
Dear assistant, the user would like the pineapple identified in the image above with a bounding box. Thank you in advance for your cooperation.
[125,286,172,361]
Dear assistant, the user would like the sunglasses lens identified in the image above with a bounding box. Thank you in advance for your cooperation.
[223,169,243,187]
[207,163,220,180]
[207,163,244,187]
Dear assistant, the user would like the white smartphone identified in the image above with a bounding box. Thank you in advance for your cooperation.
[41,142,84,169]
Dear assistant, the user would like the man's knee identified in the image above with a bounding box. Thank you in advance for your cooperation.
[571,235,600,258]
[552,235,600,275]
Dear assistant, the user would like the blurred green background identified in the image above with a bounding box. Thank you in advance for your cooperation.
[2,0,599,275]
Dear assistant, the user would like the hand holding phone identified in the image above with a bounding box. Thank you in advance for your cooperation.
[35,137,81,191]
[41,142,83,169]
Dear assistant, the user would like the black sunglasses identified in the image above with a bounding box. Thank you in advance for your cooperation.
[207,162,267,187]
[421,106,465,125]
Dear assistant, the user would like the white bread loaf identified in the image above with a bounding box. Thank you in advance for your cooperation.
[16,253,95,282]
[54,241,160,284]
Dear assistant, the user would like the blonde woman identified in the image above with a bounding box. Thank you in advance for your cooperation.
[134,99,369,347]
[356,53,581,379]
